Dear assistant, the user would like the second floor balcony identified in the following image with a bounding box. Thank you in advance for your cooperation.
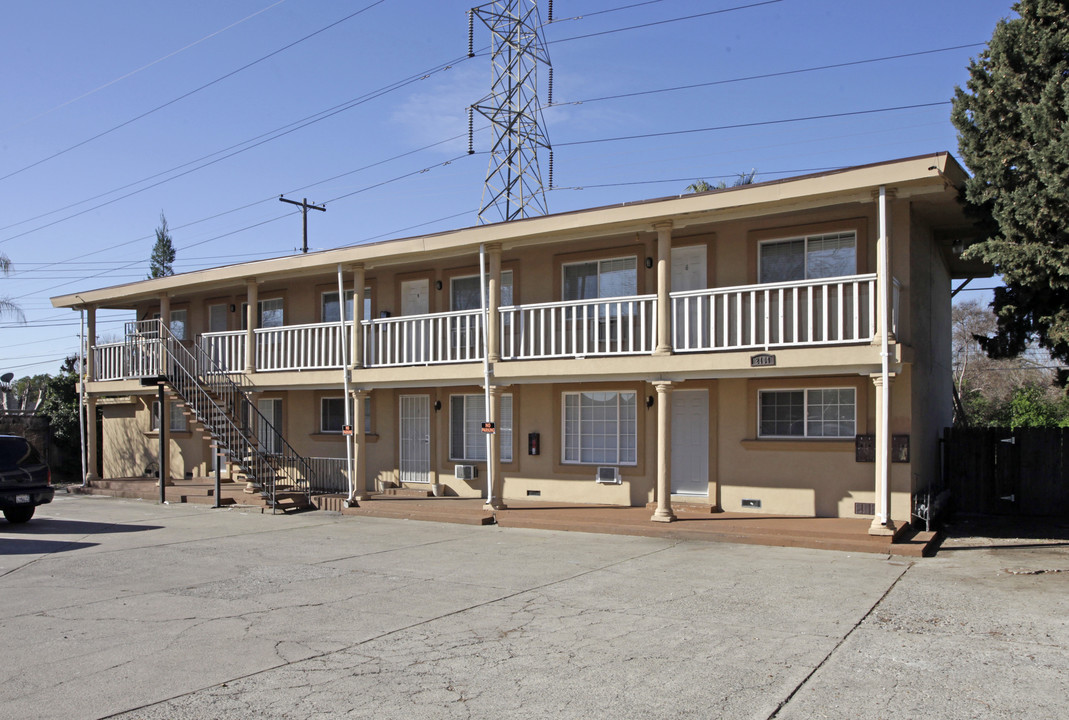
[91,274,897,381]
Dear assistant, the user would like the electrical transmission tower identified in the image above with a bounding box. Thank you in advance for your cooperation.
[468,0,553,224]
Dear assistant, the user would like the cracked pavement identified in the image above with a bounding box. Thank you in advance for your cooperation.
[1,495,1066,719]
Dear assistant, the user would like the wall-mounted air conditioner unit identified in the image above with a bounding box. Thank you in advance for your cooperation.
[595,466,620,484]
[455,464,478,481]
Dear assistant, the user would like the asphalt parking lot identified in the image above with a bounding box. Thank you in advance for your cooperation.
[1,494,1066,720]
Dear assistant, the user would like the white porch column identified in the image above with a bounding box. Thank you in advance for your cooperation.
[349,389,370,501]
[873,187,896,344]
[653,221,673,356]
[158,294,171,376]
[85,306,97,381]
[650,380,676,522]
[245,279,258,375]
[484,384,508,510]
[85,395,99,481]
[351,264,365,370]
[869,373,897,535]
[84,305,100,483]
[487,243,502,363]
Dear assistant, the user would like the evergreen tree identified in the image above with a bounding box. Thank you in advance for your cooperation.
[148,212,176,278]
[951,1,1069,371]
[37,355,83,478]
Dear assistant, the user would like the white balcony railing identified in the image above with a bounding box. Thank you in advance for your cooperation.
[93,276,899,380]
[92,338,160,381]
[669,274,889,352]
[499,295,657,360]
[199,330,246,373]
[362,309,484,368]
[256,322,353,372]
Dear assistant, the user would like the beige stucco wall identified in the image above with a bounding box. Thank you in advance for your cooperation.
[101,396,210,480]
[85,170,967,522]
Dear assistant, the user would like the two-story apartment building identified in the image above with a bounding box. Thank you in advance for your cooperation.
[53,153,987,532]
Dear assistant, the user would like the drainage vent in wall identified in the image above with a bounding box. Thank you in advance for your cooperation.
[527,490,541,497]
[855,502,876,516]
[741,498,761,508]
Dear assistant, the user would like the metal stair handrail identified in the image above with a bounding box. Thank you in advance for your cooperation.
[128,319,317,506]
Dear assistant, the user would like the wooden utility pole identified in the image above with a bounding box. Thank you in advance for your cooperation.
[279,195,326,253]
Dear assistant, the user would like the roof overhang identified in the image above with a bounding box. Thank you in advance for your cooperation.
[52,152,976,310]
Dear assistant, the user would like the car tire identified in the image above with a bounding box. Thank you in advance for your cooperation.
[3,506,35,524]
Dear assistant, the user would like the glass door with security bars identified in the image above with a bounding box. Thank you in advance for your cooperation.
[399,395,431,484]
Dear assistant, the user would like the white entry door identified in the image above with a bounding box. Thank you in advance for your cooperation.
[672,245,707,350]
[671,389,709,496]
[399,394,431,484]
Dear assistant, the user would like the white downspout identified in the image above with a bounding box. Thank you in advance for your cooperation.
[479,243,494,504]
[337,264,355,504]
[878,185,891,527]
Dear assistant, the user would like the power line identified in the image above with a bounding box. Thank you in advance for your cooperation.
[15,152,475,301]
[0,65,466,249]
[550,43,985,107]
[548,0,678,22]
[0,0,390,183]
[3,0,289,134]
[556,101,951,147]
[7,127,482,280]
[550,0,784,43]
[0,55,468,239]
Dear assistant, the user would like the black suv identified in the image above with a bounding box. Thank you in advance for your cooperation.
[0,435,54,523]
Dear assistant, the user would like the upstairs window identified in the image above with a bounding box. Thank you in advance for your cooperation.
[241,298,284,329]
[450,271,514,310]
[322,290,355,322]
[563,257,637,300]
[759,232,856,283]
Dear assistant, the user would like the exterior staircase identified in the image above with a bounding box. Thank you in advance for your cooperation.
[127,319,317,510]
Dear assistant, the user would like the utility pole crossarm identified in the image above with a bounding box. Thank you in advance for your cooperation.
[279,195,326,254]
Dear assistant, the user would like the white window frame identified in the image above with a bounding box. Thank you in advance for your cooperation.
[320,397,347,434]
[450,271,514,311]
[321,289,354,322]
[320,396,373,434]
[241,298,284,329]
[562,256,637,301]
[757,387,856,439]
[561,390,638,465]
[450,394,512,462]
[150,400,188,432]
[170,308,188,341]
[757,231,857,283]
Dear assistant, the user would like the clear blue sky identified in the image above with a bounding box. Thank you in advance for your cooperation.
[0,0,1015,378]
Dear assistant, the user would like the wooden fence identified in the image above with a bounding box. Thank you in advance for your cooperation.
[942,427,1069,516]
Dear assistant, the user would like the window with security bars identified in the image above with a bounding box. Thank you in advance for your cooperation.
[450,394,512,462]
[758,388,855,438]
[758,231,856,283]
[562,391,637,464]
